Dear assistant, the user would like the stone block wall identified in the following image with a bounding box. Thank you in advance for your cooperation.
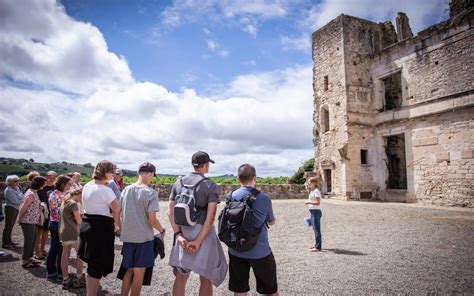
[0,182,308,202]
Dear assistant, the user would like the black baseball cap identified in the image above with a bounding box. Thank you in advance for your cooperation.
[192,151,215,166]
[138,162,156,176]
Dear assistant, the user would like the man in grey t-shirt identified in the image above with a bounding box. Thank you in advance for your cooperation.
[119,162,166,296]
[168,151,228,294]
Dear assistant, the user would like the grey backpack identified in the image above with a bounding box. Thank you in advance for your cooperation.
[173,176,207,227]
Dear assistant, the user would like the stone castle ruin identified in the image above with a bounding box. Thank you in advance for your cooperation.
[312,0,474,206]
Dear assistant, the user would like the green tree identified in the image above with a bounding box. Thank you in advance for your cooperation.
[288,158,314,184]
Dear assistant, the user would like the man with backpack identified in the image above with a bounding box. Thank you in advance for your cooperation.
[168,151,227,296]
[224,163,278,296]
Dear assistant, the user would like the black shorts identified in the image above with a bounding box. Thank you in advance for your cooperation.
[228,252,278,294]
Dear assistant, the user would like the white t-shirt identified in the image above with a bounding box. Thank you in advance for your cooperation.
[308,188,321,210]
[82,181,116,217]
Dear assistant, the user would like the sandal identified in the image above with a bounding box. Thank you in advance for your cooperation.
[22,261,39,268]
[34,255,45,260]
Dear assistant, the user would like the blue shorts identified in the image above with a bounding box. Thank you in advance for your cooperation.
[121,240,155,269]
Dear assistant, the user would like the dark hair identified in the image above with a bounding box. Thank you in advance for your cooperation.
[30,176,47,190]
[54,175,71,192]
[66,172,75,178]
[238,164,256,183]
[92,160,116,180]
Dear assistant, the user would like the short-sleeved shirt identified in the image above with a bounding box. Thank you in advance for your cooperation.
[169,172,219,225]
[308,189,321,210]
[108,180,121,199]
[82,182,116,218]
[38,185,55,206]
[49,190,64,222]
[228,186,275,260]
[60,199,79,242]
[19,189,41,225]
[120,183,160,243]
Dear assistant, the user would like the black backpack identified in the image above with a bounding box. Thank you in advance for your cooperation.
[218,188,265,252]
[173,176,207,227]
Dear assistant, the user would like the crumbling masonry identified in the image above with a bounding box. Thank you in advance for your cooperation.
[312,0,474,206]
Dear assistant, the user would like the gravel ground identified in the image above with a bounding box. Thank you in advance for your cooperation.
[0,199,473,295]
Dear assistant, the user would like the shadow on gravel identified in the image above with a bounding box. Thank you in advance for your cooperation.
[324,248,367,256]
[28,265,49,279]
[0,253,19,262]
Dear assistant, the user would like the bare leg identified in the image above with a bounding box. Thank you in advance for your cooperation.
[73,242,83,275]
[130,268,146,296]
[121,269,133,296]
[86,274,100,296]
[172,271,190,296]
[61,245,71,278]
[39,229,48,255]
[199,276,213,296]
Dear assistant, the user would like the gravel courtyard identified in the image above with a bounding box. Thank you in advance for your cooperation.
[1,199,473,295]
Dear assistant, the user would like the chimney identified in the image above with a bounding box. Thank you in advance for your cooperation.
[395,12,413,41]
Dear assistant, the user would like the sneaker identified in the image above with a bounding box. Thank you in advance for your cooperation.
[73,274,86,288]
[62,275,75,290]
[57,274,64,282]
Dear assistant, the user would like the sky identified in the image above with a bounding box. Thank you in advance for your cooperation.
[0,0,448,176]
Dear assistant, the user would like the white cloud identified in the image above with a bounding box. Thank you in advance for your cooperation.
[205,39,229,58]
[0,0,313,176]
[161,0,294,37]
[0,0,134,95]
[302,0,448,34]
[280,33,311,52]
[206,39,218,51]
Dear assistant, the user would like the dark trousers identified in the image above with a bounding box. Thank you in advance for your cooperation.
[20,223,37,260]
[46,221,62,275]
[310,209,322,250]
[2,206,18,245]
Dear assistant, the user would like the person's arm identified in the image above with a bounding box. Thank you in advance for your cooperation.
[17,194,33,222]
[109,199,121,229]
[148,212,165,236]
[305,198,321,205]
[168,199,189,249]
[5,188,22,207]
[73,208,81,225]
[186,202,217,252]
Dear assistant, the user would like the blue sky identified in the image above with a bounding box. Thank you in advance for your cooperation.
[0,0,448,176]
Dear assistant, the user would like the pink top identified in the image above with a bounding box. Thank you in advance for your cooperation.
[19,189,41,225]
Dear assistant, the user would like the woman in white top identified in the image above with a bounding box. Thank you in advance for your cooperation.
[305,177,322,252]
[77,160,121,296]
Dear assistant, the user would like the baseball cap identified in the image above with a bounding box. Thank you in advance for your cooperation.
[192,151,215,166]
[138,162,156,176]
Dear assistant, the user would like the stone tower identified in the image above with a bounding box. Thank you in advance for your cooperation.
[312,2,474,206]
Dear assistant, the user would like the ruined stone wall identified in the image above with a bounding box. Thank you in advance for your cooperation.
[0,183,308,202]
[312,16,348,196]
[411,107,474,206]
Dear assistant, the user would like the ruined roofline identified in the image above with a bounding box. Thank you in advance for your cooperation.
[312,13,377,38]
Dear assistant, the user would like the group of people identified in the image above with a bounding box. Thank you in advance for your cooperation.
[1,150,324,295]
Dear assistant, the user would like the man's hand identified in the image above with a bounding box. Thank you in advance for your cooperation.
[177,235,189,250]
[186,240,202,254]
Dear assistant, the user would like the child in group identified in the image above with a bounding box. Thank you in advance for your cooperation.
[59,188,86,289]
[304,177,322,252]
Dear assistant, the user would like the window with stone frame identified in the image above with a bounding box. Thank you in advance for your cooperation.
[381,71,402,110]
[323,75,329,91]
[360,149,369,165]
[320,106,330,133]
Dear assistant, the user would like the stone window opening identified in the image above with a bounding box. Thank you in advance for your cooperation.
[323,75,329,91]
[384,134,407,189]
[324,169,332,193]
[320,106,330,133]
[381,71,402,110]
[360,149,369,165]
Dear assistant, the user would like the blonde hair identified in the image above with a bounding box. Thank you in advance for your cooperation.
[64,187,82,201]
[27,171,40,182]
[92,160,116,180]
[308,177,318,186]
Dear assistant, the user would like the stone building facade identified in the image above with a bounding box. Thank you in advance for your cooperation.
[312,0,474,206]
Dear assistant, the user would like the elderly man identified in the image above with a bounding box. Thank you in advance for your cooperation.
[2,175,24,249]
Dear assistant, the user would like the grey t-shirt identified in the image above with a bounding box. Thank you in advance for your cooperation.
[169,172,219,225]
[120,183,160,243]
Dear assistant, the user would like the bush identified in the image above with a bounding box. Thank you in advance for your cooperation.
[288,158,314,184]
